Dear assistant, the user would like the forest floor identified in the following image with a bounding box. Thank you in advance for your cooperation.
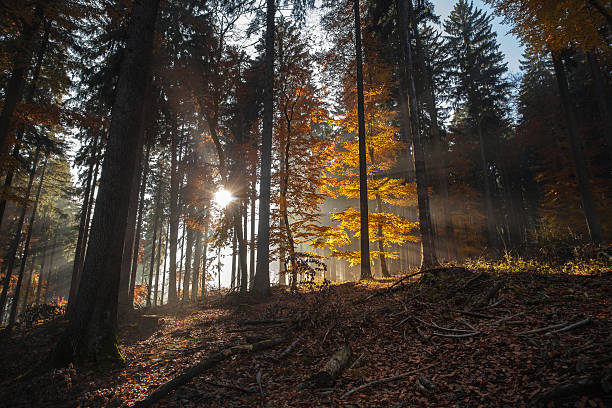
[0,260,611,407]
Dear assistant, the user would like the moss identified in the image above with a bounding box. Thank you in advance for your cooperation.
[236,303,251,312]
[97,333,126,367]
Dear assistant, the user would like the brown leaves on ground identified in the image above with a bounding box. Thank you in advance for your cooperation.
[0,267,610,407]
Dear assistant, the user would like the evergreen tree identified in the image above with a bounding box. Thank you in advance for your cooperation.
[442,0,510,250]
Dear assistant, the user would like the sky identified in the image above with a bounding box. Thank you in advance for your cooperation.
[432,0,525,74]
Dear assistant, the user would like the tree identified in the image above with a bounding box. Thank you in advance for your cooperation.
[442,0,511,250]
[56,0,160,363]
[353,0,373,280]
[396,0,438,269]
[485,0,607,243]
[252,0,276,296]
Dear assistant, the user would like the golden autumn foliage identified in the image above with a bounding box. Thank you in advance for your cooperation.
[318,47,419,265]
[485,0,611,56]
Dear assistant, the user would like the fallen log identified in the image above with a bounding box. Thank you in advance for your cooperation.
[312,343,352,388]
[132,338,285,407]
[530,372,611,407]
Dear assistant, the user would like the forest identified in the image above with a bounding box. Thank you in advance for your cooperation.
[0,0,610,406]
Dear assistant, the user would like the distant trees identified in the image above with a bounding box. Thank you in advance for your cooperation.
[485,0,609,243]
[442,0,511,250]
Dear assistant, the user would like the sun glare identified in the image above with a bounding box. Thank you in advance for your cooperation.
[214,189,234,208]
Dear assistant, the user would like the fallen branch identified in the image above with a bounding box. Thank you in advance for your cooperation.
[341,368,424,399]
[492,311,526,326]
[411,317,473,333]
[358,271,425,303]
[202,380,255,394]
[451,309,496,319]
[312,343,352,388]
[275,335,302,361]
[545,318,592,335]
[431,331,480,338]
[132,338,285,407]
[227,324,286,333]
[518,322,567,335]
[240,318,290,326]
[256,371,265,408]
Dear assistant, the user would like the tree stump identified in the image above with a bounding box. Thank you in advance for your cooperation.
[139,315,159,330]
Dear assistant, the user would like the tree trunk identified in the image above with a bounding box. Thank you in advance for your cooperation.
[119,137,144,314]
[8,154,48,327]
[375,196,390,277]
[182,224,193,301]
[586,53,612,161]
[20,251,37,314]
[191,227,201,301]
[57,0,159,363]
[161,219,169,304]
[397,0,438,269]
[68,153,100,316]
[147,183,162,308]
[249,168,256,290]
[0,147,40,323]
[68,137,98,313]
[552,52,603,243]
[42,237,57,304]
[354,0,373,280]
[477,119,499,250]
[129,146,149,307]
[201,221,208,297]
[154,214,164,306]
[240,199,248,293]
[231,229,237,289]
[252,0,275,297]
[34,238,47,306]
[167,129,179,304]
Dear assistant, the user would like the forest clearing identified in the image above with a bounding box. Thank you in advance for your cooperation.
[0,0,611,406]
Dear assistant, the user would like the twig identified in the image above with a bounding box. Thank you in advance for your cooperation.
[202,380,255,394]
[275,335,302,361]
[431,331,480,338]
[463,272,486,288]
[412,317,472,333]
[518,322,568,335]
[492,311,526,326]
[341,367,425,399]
[228,324,286,333]
[358,270,430,303]
[241,318,290,326]
[457,319,477,332]
[487,296,505,309]
[321,321,337,344]
[451,309,496,319]
[545,318,592,335]
[256,371,265,408]
[349,352,364,369]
